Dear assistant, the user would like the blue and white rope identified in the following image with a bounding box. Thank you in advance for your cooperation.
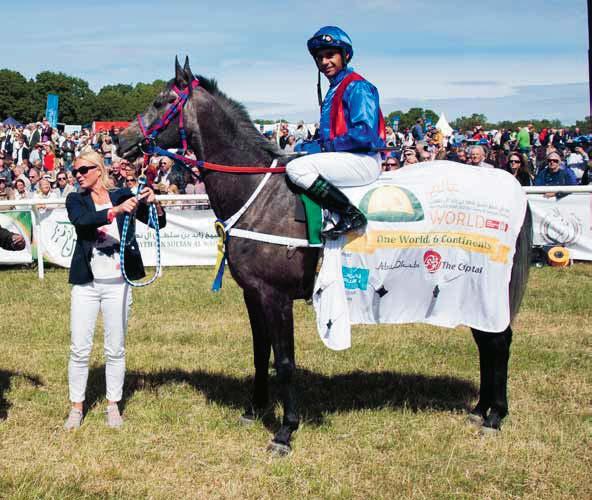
[119,178,161,287]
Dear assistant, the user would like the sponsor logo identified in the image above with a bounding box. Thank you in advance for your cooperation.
[342,266,369,291]
[423,250,442,273]
[485,219,509,232]
[441,261,483,274]
[376,259,420,271]
[359,185,424,222]
[540,208,582,245]
[423,250,483,275]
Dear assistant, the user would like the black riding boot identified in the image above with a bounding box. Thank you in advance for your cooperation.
[306,176,367,240]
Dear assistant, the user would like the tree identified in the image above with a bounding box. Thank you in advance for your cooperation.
[0,69,35,123]
[450,113,490,131]
[384,107,439,131]
[574,116,592,134]
[253,119,277,125]
[32,71,96,124]
[95,84,135,120]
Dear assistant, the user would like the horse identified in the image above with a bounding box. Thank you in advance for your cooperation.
[118,57,532,455]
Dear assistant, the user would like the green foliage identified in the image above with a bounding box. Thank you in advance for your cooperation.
[575,116,592,134]
[385,107,439,130]
[0,69,169,125]
[449,113,491,131]
[0,69,34,123]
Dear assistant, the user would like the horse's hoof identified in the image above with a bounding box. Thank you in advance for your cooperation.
[480,425,501,437]
[467,413,484,426]
[267,440,291,457]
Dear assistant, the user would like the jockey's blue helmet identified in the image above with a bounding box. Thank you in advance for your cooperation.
[307,26,353,64]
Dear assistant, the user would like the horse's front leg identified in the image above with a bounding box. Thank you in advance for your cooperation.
[265,290,298,455]
[241,290,272,423]
[471,327,513,432]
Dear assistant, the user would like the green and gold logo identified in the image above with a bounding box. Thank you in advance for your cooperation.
[359,185,424,222]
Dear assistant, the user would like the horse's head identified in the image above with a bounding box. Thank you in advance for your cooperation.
[118,57,201,161]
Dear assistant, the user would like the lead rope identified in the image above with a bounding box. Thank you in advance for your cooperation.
[119,176,162,287]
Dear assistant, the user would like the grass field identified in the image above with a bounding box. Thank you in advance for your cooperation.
[0,264,590,499]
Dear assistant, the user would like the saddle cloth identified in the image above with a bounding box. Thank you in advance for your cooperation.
[313,160,527,350]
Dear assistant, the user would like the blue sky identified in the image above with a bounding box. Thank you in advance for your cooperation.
[4,0,589,124]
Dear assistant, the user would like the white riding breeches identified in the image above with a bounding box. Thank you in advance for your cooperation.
[286,152,382,190]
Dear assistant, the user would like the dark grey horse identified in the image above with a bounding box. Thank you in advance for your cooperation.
[118,58,532,455]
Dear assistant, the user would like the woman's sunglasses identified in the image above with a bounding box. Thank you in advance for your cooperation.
[509,159,521,164]
[72,165,97,176]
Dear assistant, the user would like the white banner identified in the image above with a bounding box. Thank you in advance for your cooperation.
[135,208,218,266]
[528,193,592,261]
[40,207,218,268]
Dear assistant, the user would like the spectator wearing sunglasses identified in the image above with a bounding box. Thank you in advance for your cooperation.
[55,170,75,198]
[402,148,418,166]
[505,152,533,186]
[382,157,400,172]
[27,167,41,193]
[125,175,138,190]
[64,151,166,431]
[534,151,576,199]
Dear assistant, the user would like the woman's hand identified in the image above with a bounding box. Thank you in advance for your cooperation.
[137,187,156,204]
[137,187,164,215]
[114,197,139,216]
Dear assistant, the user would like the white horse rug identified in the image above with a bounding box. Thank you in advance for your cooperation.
[313,160,527,350]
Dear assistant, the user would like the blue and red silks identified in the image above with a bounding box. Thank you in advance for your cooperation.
[329,71,386,145]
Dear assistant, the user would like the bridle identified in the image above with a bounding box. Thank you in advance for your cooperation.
[137,79,200,157]
[135,77,287,175]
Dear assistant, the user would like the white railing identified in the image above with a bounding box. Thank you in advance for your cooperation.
[1,189,591,279]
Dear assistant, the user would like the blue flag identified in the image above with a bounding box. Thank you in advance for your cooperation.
[45,94,59,128]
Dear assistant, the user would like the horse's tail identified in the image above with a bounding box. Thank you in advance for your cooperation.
[509,203,533,322]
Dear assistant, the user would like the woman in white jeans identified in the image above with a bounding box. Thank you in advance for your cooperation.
[64,151,165,430]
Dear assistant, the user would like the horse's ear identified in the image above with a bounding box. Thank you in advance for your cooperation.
[183,56,194,94]
[175,56,187,87]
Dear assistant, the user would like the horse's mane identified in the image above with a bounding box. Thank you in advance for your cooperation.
[193,74,282,158]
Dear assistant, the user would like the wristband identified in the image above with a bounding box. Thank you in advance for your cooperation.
[107,208,115,223]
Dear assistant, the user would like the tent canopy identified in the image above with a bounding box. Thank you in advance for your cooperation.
[435,113,453,137]
[2,116,23,127]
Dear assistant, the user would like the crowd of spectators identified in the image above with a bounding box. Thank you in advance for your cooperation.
[1,117,590,212]
[267,118,590,198]
[0,118,207,210]
[372,120,590,197]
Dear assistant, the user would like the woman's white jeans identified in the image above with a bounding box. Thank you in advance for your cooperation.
[286,152,382,189]
[69,278,132,403]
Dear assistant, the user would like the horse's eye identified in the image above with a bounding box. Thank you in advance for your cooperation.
[154,100,163,109]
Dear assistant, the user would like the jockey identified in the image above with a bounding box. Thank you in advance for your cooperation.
[286,26,385,239]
